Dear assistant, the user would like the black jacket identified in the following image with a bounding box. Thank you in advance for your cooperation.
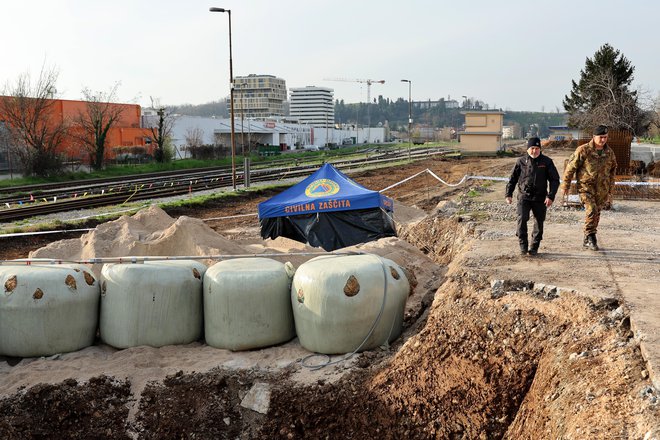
[506,153,560,202]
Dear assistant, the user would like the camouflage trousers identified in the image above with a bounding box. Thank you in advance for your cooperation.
[579,193,608,235]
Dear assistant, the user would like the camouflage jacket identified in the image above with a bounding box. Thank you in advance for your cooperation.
[561,140,617,200]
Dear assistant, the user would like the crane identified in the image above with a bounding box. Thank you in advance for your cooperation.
[324,78,385,143]
[324,78,385,107]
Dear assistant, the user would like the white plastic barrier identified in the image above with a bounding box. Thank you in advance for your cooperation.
[0,264,100,357]
[100,260,206,349]
[292,254,409,354]
[204,258,295,351]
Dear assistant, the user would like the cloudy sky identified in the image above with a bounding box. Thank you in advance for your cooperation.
[2,0,658,112]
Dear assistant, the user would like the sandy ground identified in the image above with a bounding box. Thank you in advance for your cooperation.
[0,152,658,438]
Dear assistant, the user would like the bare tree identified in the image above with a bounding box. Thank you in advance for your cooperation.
[185,126,204,147]
[146,97,176,163]
[566,70,641,132]
[0,66,66,176]
[184,126,204,158]
[75,84,125,170]
[563,44,651,135]
[648,93,660,139]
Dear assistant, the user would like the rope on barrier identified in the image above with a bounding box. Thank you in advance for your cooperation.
[203,213,258,221]
[379,169,660,193]
[378,169,428,193]
[0,250,366,266]
[0,228,94,238]
[426,169,471,186]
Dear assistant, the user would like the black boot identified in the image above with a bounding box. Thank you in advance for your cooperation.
[585,234,599,251]
[519,242,528,256]
[583,235,589,248]
[529,243,539,256]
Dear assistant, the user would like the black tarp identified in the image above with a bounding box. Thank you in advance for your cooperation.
[260,208,396,251]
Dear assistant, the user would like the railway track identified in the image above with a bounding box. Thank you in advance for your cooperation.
[0,147,455,223]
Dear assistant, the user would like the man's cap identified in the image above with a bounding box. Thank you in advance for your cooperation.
[593,125,609,136]
[527,137,541,148]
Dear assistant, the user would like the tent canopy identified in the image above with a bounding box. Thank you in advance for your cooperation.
[258,163,395,251]
[258,163,393,219]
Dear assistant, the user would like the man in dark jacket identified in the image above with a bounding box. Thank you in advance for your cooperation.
[505,137,560,256]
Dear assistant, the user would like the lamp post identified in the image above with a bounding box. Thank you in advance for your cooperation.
[401,79,412,160]
[238,82,251,188]
[209,6,236,190]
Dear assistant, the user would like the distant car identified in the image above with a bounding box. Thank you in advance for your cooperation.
[303,145,320,151]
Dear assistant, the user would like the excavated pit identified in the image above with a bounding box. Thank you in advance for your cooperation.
[0,209,657,439]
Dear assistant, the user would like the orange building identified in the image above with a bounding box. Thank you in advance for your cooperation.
[0,96,153,163]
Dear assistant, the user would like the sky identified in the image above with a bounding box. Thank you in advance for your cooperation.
[2,0,659,112]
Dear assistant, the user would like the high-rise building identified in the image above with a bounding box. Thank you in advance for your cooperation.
[289,86,334,128]
[232,74,286,119]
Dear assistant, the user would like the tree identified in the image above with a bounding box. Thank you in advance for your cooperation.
[0,67,66,176]
[185,126,203,146]
[648,94,660,139]
[75,84,125,170]
[563,43,644,133]
[146,98,176,163]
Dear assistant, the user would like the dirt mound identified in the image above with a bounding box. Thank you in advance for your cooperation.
[543,139,579,149]
[30,205,273,274]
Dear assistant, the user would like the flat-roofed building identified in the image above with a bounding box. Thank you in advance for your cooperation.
[233,74,287,119]
[458,110,505,154]
[289,86,334,128]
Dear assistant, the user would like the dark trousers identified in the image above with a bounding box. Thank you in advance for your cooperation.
[517,199,547,248]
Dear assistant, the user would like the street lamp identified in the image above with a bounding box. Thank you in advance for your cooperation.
[238,82,251,188]
[401,79,412,159]
[209,6,236,190]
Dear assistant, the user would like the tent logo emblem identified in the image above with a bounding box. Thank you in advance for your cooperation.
[305,179,340,197]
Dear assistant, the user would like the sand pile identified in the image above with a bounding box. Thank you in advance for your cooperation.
[30,205,301,275]
[30,204,437,284]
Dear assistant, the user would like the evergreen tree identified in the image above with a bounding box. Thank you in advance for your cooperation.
[563,43,642,133]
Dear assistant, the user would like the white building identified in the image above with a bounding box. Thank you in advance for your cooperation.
[289,86,334,128]
[163,114,387,160]
[168,115,231,159]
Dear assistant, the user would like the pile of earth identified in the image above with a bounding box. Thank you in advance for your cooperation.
[0,160,658,438]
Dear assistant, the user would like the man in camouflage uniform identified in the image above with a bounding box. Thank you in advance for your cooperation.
[561,124,617,250]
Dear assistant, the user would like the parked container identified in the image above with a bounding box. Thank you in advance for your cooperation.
[100,260,206,349]
[292,254,409,354]
[204,258,295,351]
[0,264,100,357]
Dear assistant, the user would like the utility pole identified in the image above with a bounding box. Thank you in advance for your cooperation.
[401,79,412,160]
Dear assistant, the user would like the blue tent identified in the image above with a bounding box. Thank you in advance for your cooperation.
[258,163,396,251]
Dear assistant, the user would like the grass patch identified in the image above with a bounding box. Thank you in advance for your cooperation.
[0,143,458,189]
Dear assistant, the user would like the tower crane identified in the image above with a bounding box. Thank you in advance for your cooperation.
[324,78,385,107]
[324,78,385,143]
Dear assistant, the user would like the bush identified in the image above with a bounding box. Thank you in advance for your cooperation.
[184,144,228,160]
